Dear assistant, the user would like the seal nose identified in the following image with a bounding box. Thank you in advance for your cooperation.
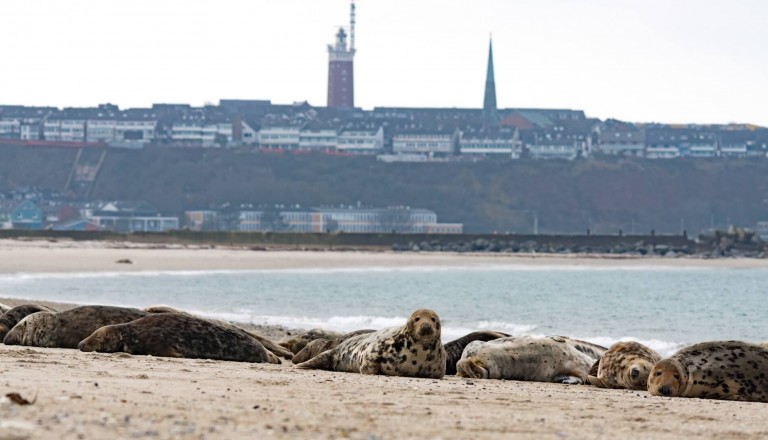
[660,384,671,396]
[419,322,434,336]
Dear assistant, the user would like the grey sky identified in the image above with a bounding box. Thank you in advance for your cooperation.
[1,0,766,125]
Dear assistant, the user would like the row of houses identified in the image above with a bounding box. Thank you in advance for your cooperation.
[0,197,461,234]
[1,102,766,160]
[185,205,462,234]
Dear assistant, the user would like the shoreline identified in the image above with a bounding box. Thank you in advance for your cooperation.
[2,239,768,438]
[1,238,768,274]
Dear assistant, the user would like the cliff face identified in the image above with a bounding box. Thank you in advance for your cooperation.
[1,146,766,234]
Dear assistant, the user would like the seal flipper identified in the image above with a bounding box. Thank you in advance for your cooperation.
[554,375,583,385]
[587,375,607,387]
[294,349,334,370]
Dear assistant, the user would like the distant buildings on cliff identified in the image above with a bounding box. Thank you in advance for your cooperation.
[2,101,765,161]
[0,190,461,234]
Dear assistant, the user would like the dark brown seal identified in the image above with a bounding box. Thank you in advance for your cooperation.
[292,329,375,364]
[295,309,446,378]
[78,313,281,364]
[0,304,57,341]
[3,305,148,348]
[648,340,768,402]
[444,330,510,375]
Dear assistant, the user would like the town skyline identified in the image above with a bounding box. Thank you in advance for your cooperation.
[1,0,766,127]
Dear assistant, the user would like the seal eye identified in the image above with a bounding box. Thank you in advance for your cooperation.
[655,371,662,377]
[430,317,436,322]
[674,374,680,380]
[414,317,420,322]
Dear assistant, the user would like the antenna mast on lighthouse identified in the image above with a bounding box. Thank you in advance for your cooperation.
[350,0,356,52]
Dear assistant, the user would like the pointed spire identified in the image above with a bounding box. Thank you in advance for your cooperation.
[483,36,498,121]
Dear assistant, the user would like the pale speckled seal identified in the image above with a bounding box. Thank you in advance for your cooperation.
[456,336,597,383]
[587,341,661,390]
[295,309,446,378]
[443,330,510,375]
[78,313,281,364]
[0,304,57,341]
[292,329,375,364]
[3,305,148,348]
[648,340,768,402]
[280,328,344,355]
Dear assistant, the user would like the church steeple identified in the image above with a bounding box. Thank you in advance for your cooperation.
[483,37,498,121]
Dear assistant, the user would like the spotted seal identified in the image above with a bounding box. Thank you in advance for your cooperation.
[0,304,57,341]
[78,313,281,363]
[280,328,344,354]
[292,329,376,364]
[443,330,510,375]
[295,309,446,378]
[648,340,768,402]
[587,341,661,390]
[3,305,148,348]
[456,335,597,383]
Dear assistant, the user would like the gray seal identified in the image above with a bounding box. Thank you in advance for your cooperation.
[648,340,768,402]
[280,328,344,354]
[292,329,376,364]
[0,304,57,341]
[295,309,446,378]
[3,305,148,348]
[78,313,281,364]
[456,335,597,383]
[587,341,661,390]
[443,330,509,375]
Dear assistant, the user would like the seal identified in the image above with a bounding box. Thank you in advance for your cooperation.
[280,328,344,354]
[142,305,293,360]
[295,309,446,378]
[0,304,57,341]
[587,341,661,390]
[456,336,597,383]
[648,340,768,402]
[443,330,509,375]
[78,313,281,364]
[292,329,375,364]
[3,305,148,348]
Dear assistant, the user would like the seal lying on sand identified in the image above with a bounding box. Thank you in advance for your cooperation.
[0,304,57,341]
[456,336,597,383]
[280,329,344,354]
[648,340,768,402]
[587,341,661,390]
[3,305,148,348]
[79,313,281,364]
[295,309,446,378]
[142,304,293,360]
[443,330,509,375]
[292,329,375,364]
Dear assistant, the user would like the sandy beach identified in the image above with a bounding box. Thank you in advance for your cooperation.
[1,238,768,439]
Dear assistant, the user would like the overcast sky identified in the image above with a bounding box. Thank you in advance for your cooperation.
[1,0,766,125]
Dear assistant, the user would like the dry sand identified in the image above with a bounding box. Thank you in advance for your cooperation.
[1,238,768,439]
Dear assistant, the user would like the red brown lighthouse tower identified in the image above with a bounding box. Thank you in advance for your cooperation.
[327,1,356,108]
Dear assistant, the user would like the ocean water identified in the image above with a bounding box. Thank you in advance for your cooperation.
[1,264,766,356]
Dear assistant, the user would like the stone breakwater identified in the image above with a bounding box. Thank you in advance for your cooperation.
[392,229,768,258]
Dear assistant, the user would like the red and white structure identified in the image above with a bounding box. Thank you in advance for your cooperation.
[327,1,356,108]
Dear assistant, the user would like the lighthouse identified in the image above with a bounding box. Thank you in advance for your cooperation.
[327,1,356,108]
